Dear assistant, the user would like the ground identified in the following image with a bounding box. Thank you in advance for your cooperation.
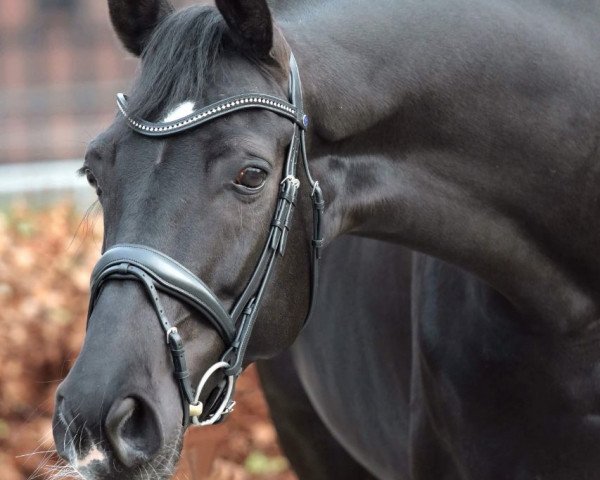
[0,202,295,480]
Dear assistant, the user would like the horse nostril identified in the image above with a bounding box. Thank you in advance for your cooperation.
[105,397,163,469]
[52,394,72,462]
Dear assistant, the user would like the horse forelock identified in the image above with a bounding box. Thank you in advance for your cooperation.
[126,6,227,122]
[125,5,290,123]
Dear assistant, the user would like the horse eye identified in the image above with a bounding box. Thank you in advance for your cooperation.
[235,167,267,190]
[85,170,97,187]
[84,169,102,196]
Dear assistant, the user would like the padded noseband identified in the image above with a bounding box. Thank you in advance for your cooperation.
[90,244,235,343]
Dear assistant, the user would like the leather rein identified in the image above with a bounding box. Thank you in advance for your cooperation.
[88,54,324,426]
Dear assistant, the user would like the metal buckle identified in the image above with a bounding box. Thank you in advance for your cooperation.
[281,175,300,188]
[166,326,178,344]
[222,400,236,416]
[311,180,319,197]
[190,361,235,426]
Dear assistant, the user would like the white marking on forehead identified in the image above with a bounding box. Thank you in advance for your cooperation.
[163,101,195,122]
[75,444,107,470]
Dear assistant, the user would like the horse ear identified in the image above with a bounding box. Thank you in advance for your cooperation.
[108,0,174,57]
[215,0,273,57]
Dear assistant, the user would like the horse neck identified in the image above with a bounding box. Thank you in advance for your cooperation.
[280,0,405,141]
[280,1,600,331]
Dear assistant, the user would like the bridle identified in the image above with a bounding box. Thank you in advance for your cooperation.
[88,53,324,426]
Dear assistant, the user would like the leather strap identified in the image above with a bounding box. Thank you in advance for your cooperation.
[90,244,235,343]
[117,92,308,137]
[89,262,199,419]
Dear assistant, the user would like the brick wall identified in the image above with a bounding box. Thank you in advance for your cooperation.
[0,0,189,163]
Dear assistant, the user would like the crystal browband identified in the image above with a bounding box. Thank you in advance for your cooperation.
[116,92,309,137]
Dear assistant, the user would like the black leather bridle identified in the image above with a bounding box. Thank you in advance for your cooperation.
[88,54,324,426]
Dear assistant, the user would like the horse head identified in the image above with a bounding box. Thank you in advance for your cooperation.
[53,1,319,477]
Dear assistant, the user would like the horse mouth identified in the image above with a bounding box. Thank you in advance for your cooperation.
[60,430,183,480]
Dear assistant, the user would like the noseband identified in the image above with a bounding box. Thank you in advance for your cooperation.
[88,54,324,426]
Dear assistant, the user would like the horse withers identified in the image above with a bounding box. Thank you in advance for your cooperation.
[53,0,600,479]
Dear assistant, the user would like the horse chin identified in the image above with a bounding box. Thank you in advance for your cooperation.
[62,427,184,480]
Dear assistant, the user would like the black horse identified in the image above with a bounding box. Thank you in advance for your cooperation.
[53,0,600,478]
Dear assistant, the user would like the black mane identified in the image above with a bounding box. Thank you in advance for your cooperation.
[127,6,227,121]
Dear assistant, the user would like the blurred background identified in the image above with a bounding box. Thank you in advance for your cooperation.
[0,1,294,478]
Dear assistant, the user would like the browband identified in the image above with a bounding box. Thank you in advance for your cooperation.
[116,92,309,137]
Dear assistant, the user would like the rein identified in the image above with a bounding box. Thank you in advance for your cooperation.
[88,54,324,426]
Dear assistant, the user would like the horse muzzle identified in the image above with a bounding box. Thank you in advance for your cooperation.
[89,243,238,426]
